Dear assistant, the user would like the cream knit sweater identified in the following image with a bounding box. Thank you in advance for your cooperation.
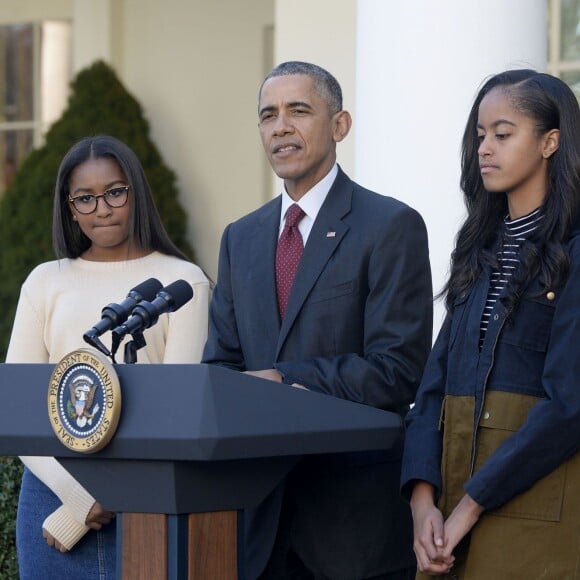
[6,252,209,550]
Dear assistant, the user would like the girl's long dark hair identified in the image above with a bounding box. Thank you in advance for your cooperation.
[53,135,189,261]
[443,70,580,312]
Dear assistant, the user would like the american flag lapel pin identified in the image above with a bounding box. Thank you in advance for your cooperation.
[326,231,336,238]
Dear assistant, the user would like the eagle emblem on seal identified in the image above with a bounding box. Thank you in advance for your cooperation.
[67,374,100,428]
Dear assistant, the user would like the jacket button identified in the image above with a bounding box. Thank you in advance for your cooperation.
[546,291,555,300]
[493,314,499,321]
[483,411,490,420]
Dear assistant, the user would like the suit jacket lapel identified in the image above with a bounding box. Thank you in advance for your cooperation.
[276,169,352,357]
[250,198,282,342]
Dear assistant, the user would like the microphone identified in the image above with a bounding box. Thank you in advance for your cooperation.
[111,279,194,341]
[83,278,163,344]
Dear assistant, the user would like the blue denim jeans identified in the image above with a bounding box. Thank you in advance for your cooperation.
[17,467,116,580]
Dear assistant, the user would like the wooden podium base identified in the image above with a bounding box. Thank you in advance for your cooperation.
[120,511,238,580]
[189,511,237,579]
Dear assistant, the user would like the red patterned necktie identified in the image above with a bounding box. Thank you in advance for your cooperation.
[276,203,306,319]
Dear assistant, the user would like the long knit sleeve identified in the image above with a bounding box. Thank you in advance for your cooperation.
[42,506,89,551]
[22,456,94,548]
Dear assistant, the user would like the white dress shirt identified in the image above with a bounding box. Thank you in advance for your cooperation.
[278,164,338,244]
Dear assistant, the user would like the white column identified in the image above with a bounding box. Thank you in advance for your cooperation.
[355,0,547,331]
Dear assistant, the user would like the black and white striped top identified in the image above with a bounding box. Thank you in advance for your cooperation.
[479,208,544,346]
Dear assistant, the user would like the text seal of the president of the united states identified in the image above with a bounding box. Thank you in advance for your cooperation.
[48,349,121,453]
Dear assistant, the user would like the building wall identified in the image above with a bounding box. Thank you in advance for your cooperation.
[0,0,71,23]
[274,0,357,191]
[108,0,274,277]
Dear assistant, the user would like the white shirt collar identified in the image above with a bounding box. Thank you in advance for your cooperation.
[279,164,338,243]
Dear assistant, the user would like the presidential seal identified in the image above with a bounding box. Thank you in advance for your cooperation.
[48,349,121,453]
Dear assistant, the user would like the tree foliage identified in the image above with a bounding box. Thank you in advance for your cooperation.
[0,457,20,578]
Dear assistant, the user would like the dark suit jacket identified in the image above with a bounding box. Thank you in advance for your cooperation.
[203,167,432,579]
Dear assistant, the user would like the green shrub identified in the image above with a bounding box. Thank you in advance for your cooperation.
[0,457,21,579]
[0,60,195,578]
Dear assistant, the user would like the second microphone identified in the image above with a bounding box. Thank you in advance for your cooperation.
[111,279,194,341]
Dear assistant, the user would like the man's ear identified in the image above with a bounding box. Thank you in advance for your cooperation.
[333,110,352,143]
[542,128,560,159]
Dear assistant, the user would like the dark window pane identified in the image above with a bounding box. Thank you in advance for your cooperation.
[0,24,34,122]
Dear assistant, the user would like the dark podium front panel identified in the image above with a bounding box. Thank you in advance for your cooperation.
[0,363,402,514]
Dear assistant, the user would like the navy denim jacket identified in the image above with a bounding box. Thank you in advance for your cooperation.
[402,224,580,511]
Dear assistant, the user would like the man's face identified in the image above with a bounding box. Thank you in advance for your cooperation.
[258,74,344,200]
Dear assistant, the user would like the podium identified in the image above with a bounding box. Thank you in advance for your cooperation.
[0,363,404,579]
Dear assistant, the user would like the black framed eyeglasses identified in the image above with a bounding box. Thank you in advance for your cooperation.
[68,185,130,215]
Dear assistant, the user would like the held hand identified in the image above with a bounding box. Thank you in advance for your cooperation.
[410,482,454,575]
[442,494,484,559]
[244,369,283,382]
[85,502,116,531]
[42,529,68,553]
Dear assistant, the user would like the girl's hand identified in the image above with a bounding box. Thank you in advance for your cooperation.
[42,529,68,553]
[85,501,116,530]
[442,493,484,558]
[410,481,455,574]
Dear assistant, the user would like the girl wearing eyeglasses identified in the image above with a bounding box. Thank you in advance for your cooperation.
[6,135,209,579]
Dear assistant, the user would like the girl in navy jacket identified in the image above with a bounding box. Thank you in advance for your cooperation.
[402,70,580,579]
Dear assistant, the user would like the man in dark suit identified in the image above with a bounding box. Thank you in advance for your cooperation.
[202,61,432,580]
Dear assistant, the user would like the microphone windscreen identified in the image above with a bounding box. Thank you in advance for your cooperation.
[132,278,163,300]
[163,279,194,310]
